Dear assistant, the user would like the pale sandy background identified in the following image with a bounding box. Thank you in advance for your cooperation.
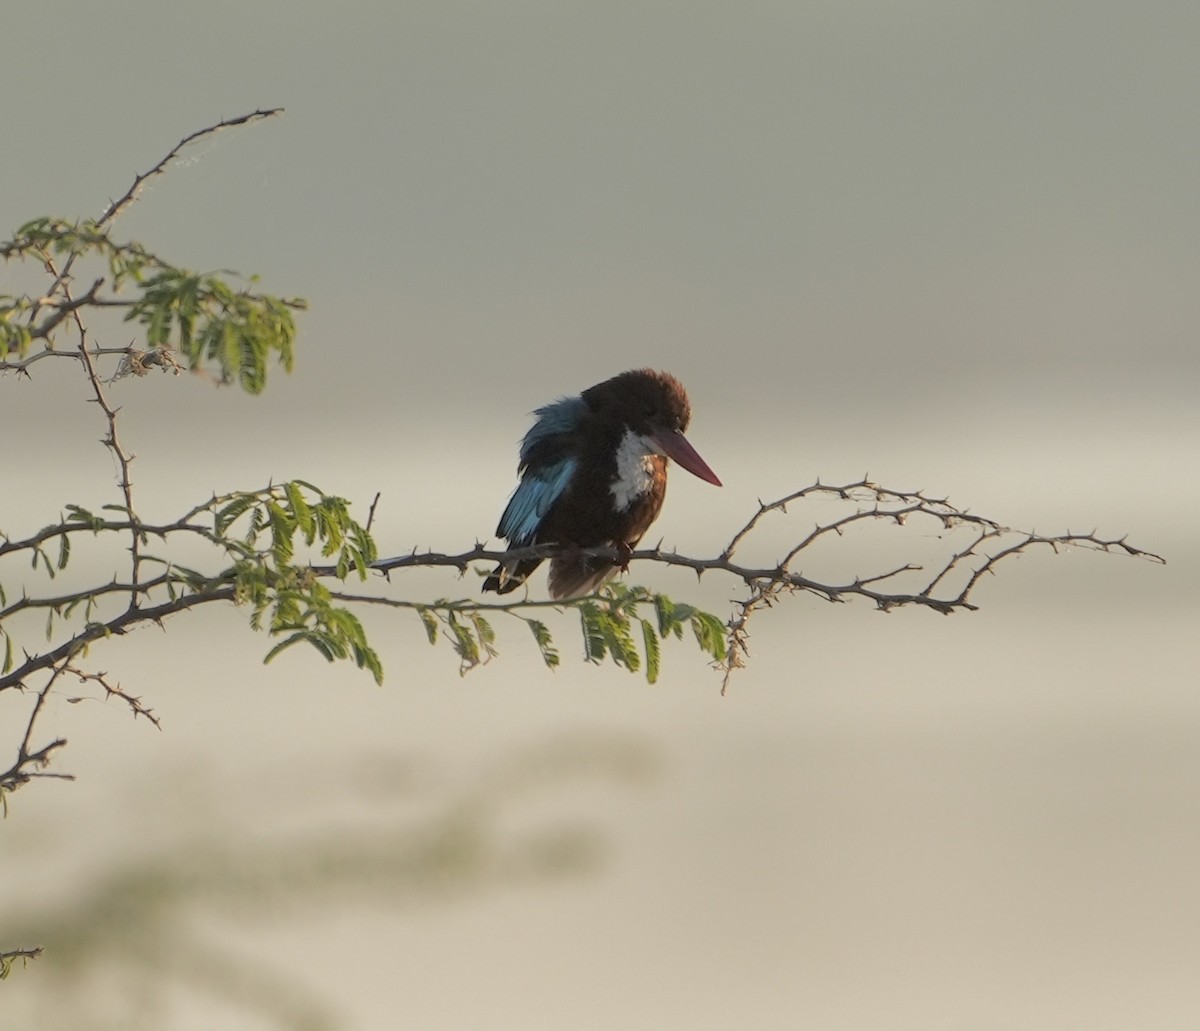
[2,2,1198,1028]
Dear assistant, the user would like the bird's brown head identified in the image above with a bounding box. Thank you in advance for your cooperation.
[582,368,721,486]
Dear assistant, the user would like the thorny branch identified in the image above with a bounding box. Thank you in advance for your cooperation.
[0,111,1164,802]
[20,107,284,330]
[2,660,75,800]
[350,479,1164,692]
[0,110,1167,981]
[0,475,1163,793]
[99,108,284,227]
[2,111,287,801]
[0,946,43,979]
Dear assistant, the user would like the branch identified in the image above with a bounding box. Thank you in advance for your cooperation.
[0,585,236,695]
[98,108,284,227]
[343,480,1163,690]
[1,659,76,797]
[22,109,285,323]
[0,947,43,980]
[62,665,160,728]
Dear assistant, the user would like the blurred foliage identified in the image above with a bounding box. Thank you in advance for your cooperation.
[0,735,657,1029]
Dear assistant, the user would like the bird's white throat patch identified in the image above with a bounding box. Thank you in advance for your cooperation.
[610,429,657,511]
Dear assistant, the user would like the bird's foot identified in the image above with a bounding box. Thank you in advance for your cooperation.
[615,540,634,572]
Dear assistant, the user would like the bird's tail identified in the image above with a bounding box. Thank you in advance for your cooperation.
[481,555,544,595]
[482,553,618,599]
[546,555,618,600]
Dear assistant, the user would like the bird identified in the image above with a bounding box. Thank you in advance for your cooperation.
[482,368,722,599]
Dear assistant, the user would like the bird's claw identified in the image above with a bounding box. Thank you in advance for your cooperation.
[615,540,634,572]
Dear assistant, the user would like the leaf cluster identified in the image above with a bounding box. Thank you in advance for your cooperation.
[216,483,383,683]
[577,584,727,684]
[1,216,303,392]
[416,604,501,675]
[406,583,728,685]
[0,482,384,697]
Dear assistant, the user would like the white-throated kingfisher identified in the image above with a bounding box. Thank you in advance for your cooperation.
[483,369,721,599]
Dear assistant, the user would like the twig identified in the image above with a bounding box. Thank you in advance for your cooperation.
[63,665,160,728]
[365,492,382,534]
[1,660,77,794]
[17,108,284,338]
[98,108,284,227]
[0,947,44,975]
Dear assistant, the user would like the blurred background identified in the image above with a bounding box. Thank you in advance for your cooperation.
[2,1,1197,1028]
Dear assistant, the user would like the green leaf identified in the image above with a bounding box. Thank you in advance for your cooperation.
[56,532,70,571]
[356,643,384,685]
[579,602,607,663]
[598,609,639,674]
[671,602,696,624]
[64,504,104,531]
[265,501,294,565]
[526,619,559,670]
[263,631,310,664]
[690,611,729,662]
[285,482,315,543]
[222,321,242,387]
[640,619,661,684]
[328,607,368,648]
[655,593,685,639]
[417,607,438,645]
[215,493,260,536]
[447,611,481,673]
[469,612,498,661]
[2,634,13,675]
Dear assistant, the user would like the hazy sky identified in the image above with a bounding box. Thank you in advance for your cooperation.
[3,2,1195,546]
[3,4,1198,1028]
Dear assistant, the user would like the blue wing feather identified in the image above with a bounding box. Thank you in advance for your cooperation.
[518,397,587,466]
[497,396,587,544]
[497,456,577,543]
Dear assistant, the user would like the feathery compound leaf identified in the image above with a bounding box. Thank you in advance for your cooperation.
[63,504,105,531]
[121,263,298,394]
[640,619,661,684]
[265,502,295,566]
[316,501,345,556]
[446,611,481,674]
[417,607,438,645]
[579,602,608,663]
[469,612,498,661]
[690,611,729,662]
[598,609,640,674]
[264,630,338,665]
[671,602,697,625]
[327,607,369,648]
[285,482,315,543]
[655,594,688,639]
[350,524,378,565]
[355,643,384,685]
[262,631,310,664]
[526,619,560,670]
[215,493,260,536]
[654,593,676,636]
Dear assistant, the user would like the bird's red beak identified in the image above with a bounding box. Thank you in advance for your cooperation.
[651,429,722,486]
